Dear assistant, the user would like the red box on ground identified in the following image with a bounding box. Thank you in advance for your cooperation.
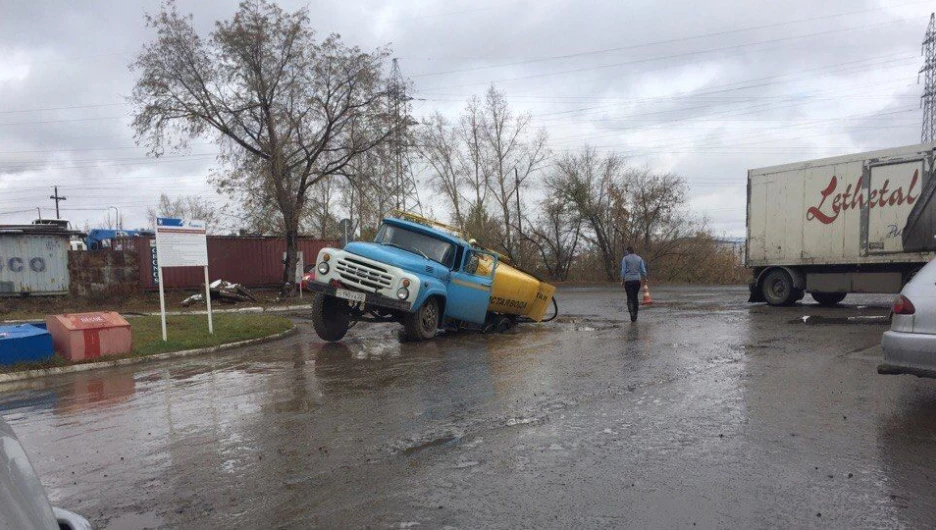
[45,312,132,362]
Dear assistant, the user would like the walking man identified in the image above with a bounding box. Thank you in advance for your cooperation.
[620,246,647,322]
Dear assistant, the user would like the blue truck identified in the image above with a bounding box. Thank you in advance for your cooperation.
[304,212,557,342]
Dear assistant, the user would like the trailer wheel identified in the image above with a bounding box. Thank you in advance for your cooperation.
[761,269,796,306]
[311,293,351,342]
[811,292,847,306]
[403,297,439,341]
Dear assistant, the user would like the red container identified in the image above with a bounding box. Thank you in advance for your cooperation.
[118,236,338,291]
[46,312,132,362]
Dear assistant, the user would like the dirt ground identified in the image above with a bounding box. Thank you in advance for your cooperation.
[1,285,934,529]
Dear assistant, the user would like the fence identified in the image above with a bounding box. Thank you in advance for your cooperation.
[116,236,338,290]
[68,249,139,297]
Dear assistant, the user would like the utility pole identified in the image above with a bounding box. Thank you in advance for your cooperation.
[387,58,422,213]
[515,167,522,267]
[514,167,522,238]
[921,13,936,143]
[49,185,66,219]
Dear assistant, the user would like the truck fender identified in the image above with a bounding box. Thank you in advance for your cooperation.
[754,266,805,291]
[413,286,447,315]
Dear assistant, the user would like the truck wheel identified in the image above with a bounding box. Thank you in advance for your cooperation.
[811,292,847,306]
[761,269,796,306]
[403,297,439,341]
[311,293,351,342]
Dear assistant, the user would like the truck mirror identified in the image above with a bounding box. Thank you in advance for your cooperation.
[466,253,479,274]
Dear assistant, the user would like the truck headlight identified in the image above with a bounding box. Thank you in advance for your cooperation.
[317,262,329,274]
[396,287,409,300]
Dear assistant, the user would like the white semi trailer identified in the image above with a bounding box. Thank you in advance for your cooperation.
[747,142,936,306]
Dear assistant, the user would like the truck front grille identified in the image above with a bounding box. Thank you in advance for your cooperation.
[335,257,393,291]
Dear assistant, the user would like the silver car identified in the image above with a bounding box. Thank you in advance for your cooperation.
[879,258,936,378]
[0,415,91,529]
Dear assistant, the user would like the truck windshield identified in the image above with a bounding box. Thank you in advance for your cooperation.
[376,224,456,268]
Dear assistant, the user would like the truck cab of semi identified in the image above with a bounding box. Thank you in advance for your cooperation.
[305,212,501,342]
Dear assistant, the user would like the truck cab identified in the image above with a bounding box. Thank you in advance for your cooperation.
[305,214,499,341]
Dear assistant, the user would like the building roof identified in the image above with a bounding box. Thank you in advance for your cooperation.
[0,225,83,236]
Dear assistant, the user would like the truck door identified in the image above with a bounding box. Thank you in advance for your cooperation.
[865,160,925,254]
[444,249,497,325]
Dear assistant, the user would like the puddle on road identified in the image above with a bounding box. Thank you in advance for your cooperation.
[552,316,621,332]
[395,433,461,456]
[789,315,890,326]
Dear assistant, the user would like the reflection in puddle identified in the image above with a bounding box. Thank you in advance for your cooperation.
[790,315,889,326]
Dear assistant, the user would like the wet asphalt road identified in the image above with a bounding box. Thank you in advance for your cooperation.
[1,285,935,529]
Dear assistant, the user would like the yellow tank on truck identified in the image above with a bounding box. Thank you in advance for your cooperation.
[475,254,556,321]
[388,210,557,321]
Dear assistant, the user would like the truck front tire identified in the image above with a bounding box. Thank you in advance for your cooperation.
[761,269,796,306]
[811,292,847,306]
[311,293,351,342]
[403,297,439,341]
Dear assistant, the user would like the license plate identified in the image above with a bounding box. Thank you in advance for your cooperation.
[334,288,366,304]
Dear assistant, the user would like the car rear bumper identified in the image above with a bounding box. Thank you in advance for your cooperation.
[304,281,412,312]
[878,330,936,378]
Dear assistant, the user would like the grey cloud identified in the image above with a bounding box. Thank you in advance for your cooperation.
[0,0,932,234]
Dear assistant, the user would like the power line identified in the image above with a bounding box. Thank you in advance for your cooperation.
[412,0,933,79]
[922,13,936,142]
[417,19,916,92]
[0,103,126,115]
[0,116,124,127]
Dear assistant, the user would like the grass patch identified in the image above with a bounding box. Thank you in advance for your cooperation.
[0,290,307,323]
[130,313,294,356]
[0,313,293,374]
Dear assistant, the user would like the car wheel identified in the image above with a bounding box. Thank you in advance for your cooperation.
[311,293,351,342]
[761,269,796,306]
[811,292,847,306]
[403,297,439,341]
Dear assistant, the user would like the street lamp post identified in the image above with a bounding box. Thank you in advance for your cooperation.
[108,206,121,230]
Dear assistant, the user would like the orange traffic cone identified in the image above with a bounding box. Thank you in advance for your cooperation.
[641,283,653,305]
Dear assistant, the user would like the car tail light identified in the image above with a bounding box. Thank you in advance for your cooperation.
[893,295,916,315]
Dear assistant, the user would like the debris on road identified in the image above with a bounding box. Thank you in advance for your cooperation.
[209,280,258,304]
[180,280,258,306]
[180,294,204,307]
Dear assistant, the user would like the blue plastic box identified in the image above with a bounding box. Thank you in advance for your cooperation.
[0,324,54,365]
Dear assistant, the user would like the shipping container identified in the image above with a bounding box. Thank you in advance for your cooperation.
[747,142,936,306]
[118,236,338,290]
[0,228,71,296]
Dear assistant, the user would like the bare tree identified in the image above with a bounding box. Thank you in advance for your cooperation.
[459,96,490,218]
[417,112,465,227]
[130,0,395,295]
[626,170,687,250]
[547,147,629,280]
[481,87,549,260]
[521,195,583,280]
[302,176,341,239]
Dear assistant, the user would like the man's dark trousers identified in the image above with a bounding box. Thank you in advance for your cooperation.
[624,280,642,322]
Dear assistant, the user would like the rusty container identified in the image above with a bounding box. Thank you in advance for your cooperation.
[46,312,132,362]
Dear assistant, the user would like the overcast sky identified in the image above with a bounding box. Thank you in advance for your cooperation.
[0,0,932,236]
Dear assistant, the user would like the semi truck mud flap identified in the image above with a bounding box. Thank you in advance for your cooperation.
[903,158,936,252]
[748,282,765,303]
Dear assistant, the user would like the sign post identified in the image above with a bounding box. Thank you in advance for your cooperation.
[155,218,210,341]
